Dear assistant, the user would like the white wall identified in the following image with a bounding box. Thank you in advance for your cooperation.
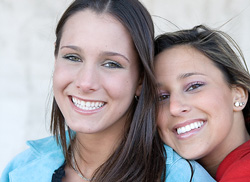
[0,0,72,173]
[1,0,250,173]
[145,0,250,62]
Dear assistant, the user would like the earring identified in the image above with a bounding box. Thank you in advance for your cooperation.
[234,101,245,107]
[135,95,139,101]
[240,102,245,106]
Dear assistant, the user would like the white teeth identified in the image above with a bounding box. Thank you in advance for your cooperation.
[177,121,204,135]
[185,125,191,132]
[198,122,201,127]
[190,123,195,129]
[72,97,105,110]
[95,102,99,107]
[81,100,85,105]
[86,102,90,107]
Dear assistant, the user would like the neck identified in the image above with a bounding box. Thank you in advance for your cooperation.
[72,127,124,179]
[76,133,121,163]
[197,152,224,178]
[198,114,250,178]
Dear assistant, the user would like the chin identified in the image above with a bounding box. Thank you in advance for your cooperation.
[181,151,205,161]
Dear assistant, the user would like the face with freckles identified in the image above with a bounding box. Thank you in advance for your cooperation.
[53,10,141,135]
[155,45,245,161]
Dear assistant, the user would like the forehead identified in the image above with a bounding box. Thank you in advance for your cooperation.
[154,45,223,80]
[155,46,209,69]
[60,9,131,45]
[58,9,139,61]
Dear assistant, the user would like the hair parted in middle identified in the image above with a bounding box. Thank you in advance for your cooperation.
[51,0,165,181]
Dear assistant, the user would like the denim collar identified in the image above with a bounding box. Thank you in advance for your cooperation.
[8,136,66,182]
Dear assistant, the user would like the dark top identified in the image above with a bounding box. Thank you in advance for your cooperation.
[52,161,66,182]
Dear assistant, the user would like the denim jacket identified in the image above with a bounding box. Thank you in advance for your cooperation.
[1,136,65,182]
[1,136,215,182]
[164,145,215,181]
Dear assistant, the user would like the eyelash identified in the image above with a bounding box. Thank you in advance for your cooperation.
[158,82,205,102]
[102,61,123,69]
[63,54,123,69]
[158,93,170,101]
[63,54,81,62]
[185,81,205,92]
[62,54,123,69]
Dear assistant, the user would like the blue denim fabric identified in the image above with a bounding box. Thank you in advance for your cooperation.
[1,137,215,182]
[1,136,65,182]
[164,145,216,181]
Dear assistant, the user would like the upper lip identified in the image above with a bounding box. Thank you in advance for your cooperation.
[173,119,206,131]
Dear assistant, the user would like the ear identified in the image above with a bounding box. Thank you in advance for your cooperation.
[135,77,143,97]
[233,86,248,111]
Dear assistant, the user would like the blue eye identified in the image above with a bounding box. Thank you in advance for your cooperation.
[102,61,123,69]
[186,82,204,91]
[158,94,170,101]
[63,54,81,62]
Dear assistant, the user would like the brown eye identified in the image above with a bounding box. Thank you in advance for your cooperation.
[186,82,204,91]
[158,94,169,101]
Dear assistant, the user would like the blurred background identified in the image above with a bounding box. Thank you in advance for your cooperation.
[0,0,250,173]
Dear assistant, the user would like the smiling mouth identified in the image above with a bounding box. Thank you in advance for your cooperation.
[176,121,204,135]
[72,97,105,110]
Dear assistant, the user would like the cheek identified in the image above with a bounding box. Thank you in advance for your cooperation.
[53,63,73,95]
[107,76,138,98]
[202,89,233,114]
[104,67,140,98]
[157,107,170,132]
[157,115,172,146]
[114,60,140,97]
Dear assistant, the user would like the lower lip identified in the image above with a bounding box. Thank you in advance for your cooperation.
[70,98,105,115]
[175,122,206,139]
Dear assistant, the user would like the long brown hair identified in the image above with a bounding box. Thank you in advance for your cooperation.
[155,24,250,134]
[51,0,165,181]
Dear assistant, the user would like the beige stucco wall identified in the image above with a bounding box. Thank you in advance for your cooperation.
[1,0,250,173]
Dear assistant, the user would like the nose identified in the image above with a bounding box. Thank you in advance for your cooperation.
[75,64,99,93]
[169,93,190,116]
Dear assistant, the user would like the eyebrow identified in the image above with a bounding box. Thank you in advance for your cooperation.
[156,72,206,87]
[100,51,130,63]
[61,45,82,52]
[60,46,130,62]
[178,72,206,80]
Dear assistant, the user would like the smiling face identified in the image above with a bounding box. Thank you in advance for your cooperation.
[155,45,243,161]
[53,10,141,136]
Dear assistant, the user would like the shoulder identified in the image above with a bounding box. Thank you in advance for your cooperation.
[164,145,215,182]
[0,136,65,182]
[218,159,250,182]
[216,140,250,181]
